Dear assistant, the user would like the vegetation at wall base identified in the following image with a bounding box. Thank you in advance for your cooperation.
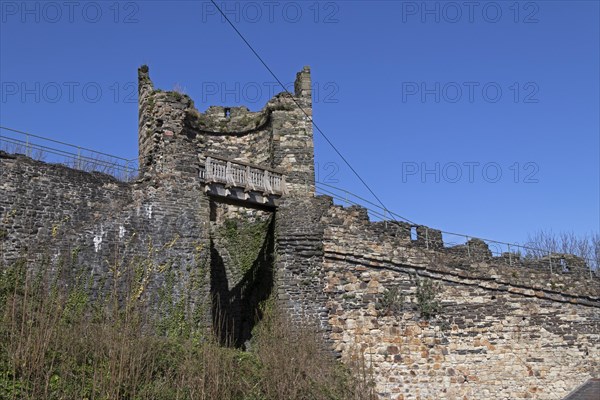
[0,257,374,400]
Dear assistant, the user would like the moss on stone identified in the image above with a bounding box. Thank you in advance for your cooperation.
[146,97,155,113]
[220,218,271,275]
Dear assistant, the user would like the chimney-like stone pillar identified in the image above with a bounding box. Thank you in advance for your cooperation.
[294,66,312,100]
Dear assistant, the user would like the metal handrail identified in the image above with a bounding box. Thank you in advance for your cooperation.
[0,126,132,161]
[1,137,132,171]
[1,129,138,181]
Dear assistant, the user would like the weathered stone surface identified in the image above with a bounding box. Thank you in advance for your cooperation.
[321,205,599,399]
[1,66,598,399]
[137,65,315,196]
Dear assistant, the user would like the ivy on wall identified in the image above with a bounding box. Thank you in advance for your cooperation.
[219,218,272,276]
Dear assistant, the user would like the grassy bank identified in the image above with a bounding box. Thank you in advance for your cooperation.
[0,259,374,400]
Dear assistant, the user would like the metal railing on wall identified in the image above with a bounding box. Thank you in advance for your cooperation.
[0,126,138,182]
[315,181,598,279]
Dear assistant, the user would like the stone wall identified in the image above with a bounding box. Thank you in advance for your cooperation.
[135,65,320,342]
[2,65,599,399]
[0,151,130,264]
[275,196,333,333]
[0,150,213,324]
[0,148,282,343]
[2,65,319,346]
[321,203,600,399]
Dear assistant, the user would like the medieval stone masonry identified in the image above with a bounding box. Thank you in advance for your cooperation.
[1,66,598,400]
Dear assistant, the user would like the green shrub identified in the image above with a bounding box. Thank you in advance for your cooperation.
[375,286,405,316]
[415,277,442,319]
[0,252,373,400]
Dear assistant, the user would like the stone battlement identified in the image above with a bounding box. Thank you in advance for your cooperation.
[1,66,598,400]
[137,65,314,196]
[322,203,599,301]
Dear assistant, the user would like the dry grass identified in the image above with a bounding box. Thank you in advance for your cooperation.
[0,259,375,400]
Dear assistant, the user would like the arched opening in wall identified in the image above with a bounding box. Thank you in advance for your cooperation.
[209,200,275,348]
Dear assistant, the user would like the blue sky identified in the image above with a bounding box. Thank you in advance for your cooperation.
[1,0,598,247]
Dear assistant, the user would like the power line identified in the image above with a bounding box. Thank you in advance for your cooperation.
[207,0,414,225]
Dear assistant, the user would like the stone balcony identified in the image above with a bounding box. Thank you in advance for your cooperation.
[199,154,287,207]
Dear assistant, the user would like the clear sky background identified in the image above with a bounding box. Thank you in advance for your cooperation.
[1,0,598,247]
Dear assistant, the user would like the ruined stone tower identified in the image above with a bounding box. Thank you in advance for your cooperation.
[137,65,315,196]
[1,66,598,400]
